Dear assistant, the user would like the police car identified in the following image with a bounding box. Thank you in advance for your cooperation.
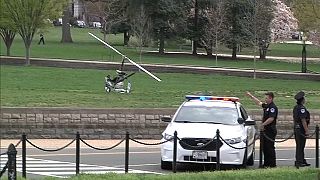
[160,95,256,169]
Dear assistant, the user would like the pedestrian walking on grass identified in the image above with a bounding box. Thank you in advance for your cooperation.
[246,91,278,167]
[38,33,45,45]
[293,91,311,167]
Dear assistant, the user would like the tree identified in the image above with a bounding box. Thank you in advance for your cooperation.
[292,0,320,46]
[199,0,227,62]
[241,0,274,78]
[0,0,16,56]
[270,0,298,42]
[224,0,255,59]
[83,0,126,42]
[129,4,152,63]
[192,0,199,55]
[61,3,73,43]
[148,0,191,54]
[292,0,320,30]
[187,0,211,55]
[3,0,67,65]
[245,0,274,60]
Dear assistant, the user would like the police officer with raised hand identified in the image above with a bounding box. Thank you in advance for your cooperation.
[246,91,278,167]
[293,91,311,167]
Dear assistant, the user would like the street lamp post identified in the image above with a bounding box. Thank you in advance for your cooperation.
[301,36,307,73]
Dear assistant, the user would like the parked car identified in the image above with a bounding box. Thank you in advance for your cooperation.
[92,22,102,28]
[292,31,302,40]
[75,20,86,28]
[160,95,256,169]
[53,18,62,26]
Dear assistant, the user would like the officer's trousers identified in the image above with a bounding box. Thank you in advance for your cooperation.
[294,128,306,164]
[263,127,277,167]
[38,38,45,45]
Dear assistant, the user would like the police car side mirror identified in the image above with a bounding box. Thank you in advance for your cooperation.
[161,116,171,122]
[245,120,256,126]
[237,118,245,124]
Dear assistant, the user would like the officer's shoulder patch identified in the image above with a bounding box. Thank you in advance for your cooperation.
[301,109,305,113]
[270,108,275,113]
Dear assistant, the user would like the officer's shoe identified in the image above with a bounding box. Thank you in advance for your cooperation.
[302,162,311,166]
[303,160,311,166]
[261,164,276,168]
[295,161,306,168]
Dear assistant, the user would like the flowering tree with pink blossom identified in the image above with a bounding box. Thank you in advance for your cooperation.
[270,0,298,42]
[308,31,320,46]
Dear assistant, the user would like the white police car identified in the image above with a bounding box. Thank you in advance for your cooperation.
[160,95,256,169]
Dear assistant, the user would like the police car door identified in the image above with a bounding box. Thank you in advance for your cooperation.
[240,106,255,153]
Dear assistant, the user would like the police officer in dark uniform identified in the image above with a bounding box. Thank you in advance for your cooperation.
[246,91,278,167]
[293,91,311,167]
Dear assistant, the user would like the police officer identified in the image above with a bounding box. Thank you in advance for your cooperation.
[246,91,278,167]
[293,91,311,167]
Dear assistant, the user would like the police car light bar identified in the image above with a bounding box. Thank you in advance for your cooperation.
[186,95,239,102]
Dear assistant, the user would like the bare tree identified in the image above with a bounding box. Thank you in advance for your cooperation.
[84,0,125,42]
[200,0,226,65]
[129,4,152,64]
[244,0,273,78]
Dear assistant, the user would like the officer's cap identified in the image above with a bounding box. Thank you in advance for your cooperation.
[294,91,305,100]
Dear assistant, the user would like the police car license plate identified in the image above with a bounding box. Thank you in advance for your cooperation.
[192,151,208,160]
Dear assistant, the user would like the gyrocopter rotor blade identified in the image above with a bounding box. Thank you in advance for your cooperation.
[88,32,161,82]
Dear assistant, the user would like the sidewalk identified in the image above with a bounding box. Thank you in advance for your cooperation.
[0,139,317,149]
[146,51,320,64]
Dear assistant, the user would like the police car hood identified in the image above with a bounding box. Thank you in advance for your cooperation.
[164,122,244,139]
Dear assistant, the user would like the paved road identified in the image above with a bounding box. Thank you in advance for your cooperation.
[0,146,318,179]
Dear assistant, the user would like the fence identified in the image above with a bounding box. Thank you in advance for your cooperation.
[0,125,319,180]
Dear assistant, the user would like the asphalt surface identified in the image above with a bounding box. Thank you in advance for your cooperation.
[0,146,318,179]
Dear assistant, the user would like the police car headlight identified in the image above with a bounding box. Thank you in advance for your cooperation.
[163,133,174,141]
[224,137,242,144]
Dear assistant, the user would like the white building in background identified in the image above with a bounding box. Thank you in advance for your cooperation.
[72,0,84,19]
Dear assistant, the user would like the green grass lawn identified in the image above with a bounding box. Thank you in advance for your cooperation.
[42,167,319,180]
[1,65,319,109]
[0,27,319,72]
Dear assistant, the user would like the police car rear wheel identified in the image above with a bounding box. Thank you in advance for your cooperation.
[161,160,172,170]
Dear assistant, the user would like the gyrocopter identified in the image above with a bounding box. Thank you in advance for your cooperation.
[88,32,161,93]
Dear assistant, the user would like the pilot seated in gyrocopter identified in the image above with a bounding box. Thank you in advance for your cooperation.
[105,69,135,93]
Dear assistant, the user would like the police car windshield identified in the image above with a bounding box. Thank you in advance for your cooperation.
[175,106,238,125]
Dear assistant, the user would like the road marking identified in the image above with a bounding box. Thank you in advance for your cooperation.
[23,151,161,157]
[113,163,161,168]
[275,148,315,151]
[254,157,318,162]
[0,155,163,178]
